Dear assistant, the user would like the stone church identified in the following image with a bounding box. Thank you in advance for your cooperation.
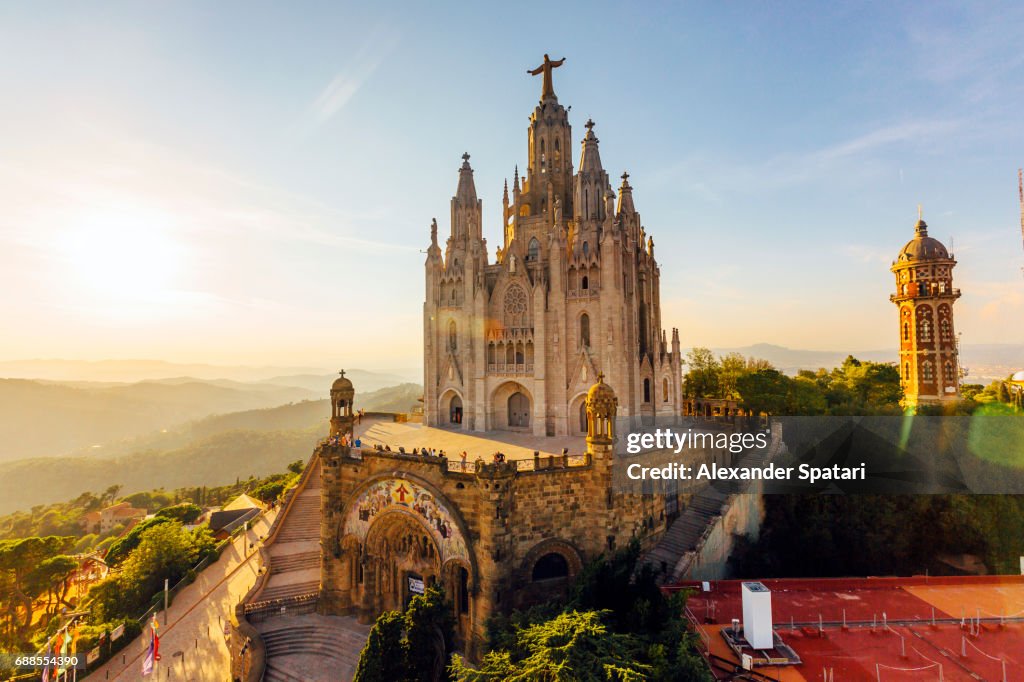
[318,372,666,660]
[424,55,683,436]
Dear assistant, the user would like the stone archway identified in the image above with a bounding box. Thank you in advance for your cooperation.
[439,389,464,427]
[508,392,530,428]
[568,392,589,435]
[364,510,442,614]
[490,382,533,431]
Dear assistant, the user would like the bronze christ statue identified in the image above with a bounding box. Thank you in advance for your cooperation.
[528,54,565,99]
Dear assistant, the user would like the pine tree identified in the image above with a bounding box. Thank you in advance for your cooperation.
[353,610,408,682]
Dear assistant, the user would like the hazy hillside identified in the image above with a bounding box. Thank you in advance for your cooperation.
[712,343,1022,382]
[261,370,415,393]
[0,381,424,514]
[0,427,325,515]
[0,378,318,461]
[0,358,418,386]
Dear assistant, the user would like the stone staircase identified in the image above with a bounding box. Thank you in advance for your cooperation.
[259,615,371,682]
[644,485,729,581]
[257,458,323,603]
[644,424,785,583]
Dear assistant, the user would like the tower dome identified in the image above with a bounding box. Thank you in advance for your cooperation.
[895,219,951,263]
[329,370,355,438]
[586,373,618,444]
[331,369,354,396]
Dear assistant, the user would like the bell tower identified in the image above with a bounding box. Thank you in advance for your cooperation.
[890,210,962,409]
[329,370,355,439]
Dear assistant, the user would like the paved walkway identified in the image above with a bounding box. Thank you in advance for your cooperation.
[84,511,275,682]
[359,421,586,461]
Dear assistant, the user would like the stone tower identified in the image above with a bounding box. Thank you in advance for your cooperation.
[329,370,355,438]
[890,213,961,408]
[423,56,683,436]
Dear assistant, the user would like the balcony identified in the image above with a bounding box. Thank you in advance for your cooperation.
[487,363,534,376]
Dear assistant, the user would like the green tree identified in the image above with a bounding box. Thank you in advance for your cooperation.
[997,381,1012,404]
[353,610,409,682]
[0,536,73,633]
[718,353,747,399]
[407,586,455,682]
[104,517,172,566]
[354,586,454,682]
[154,503,203,524]
[736,369,790,415]
[451,610,649,681]
[683,348,720,398]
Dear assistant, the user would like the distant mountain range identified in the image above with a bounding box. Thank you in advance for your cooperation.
[710,343,1022,383]
[0,359,417,388]
[0,381,425,514]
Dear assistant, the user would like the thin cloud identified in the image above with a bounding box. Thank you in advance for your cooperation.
[309,27,400,125]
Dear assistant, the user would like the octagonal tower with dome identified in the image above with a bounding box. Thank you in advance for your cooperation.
[890,212,962,408]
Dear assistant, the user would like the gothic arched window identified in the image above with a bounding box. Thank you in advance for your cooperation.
[448,320,457,351]
[527,237,540,262]
[922,361,934,381]
[903,323,910,342]
[663,378,669,402]
[581,275,589,290]
[582,241,590,258]
[580,313,590,348]
[904,362,910,381]
[643,378,651,403]
[944,361,954,381]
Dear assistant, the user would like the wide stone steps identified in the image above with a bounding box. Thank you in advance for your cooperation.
[269,551,319,573]
[257,580,320,602]
[264,662,307,682]
[258,616,370,682]
[263,628,368,656]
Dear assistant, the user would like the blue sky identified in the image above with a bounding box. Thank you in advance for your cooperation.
[0,1,1021,370]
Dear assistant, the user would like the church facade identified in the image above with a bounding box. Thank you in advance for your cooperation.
[424,56,683,436]
[318,374,666,660]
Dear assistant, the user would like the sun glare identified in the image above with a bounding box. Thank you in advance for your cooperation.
[56,206,185,306]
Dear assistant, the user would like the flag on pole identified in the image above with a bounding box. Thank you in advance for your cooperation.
[141,631,155,677]
[57,626,71,678]
[40,640,54,682]
[151,613,161,661]
[142,613,160,676]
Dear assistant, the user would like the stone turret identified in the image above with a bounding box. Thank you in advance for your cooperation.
[329,370,355,439]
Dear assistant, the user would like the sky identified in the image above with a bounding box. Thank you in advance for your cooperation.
[1,1,1022,371]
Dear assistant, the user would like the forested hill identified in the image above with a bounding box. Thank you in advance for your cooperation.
[0,382,423,515]
[0,428,323,515]
[0,378,318,461]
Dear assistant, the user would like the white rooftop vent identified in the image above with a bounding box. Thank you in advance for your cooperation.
[741,581,774,650]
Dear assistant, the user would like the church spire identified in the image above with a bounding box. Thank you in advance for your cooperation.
[455,152,477,205]
[616,171,635,215]
[578,119,604,174]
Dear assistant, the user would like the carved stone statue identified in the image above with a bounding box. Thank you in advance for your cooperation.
[527,54,566,99]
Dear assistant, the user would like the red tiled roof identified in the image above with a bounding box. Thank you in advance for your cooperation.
[668,576,1024,681]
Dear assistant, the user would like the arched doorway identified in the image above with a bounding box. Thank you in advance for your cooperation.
[579,400,588,433]
[449,395,463,424]
[508,392,530,428]
[364,511,442,615]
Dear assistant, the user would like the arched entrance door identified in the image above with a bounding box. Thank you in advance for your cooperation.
[579,400,588,434]
[449,395,463,424]
[508,392,530,428]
